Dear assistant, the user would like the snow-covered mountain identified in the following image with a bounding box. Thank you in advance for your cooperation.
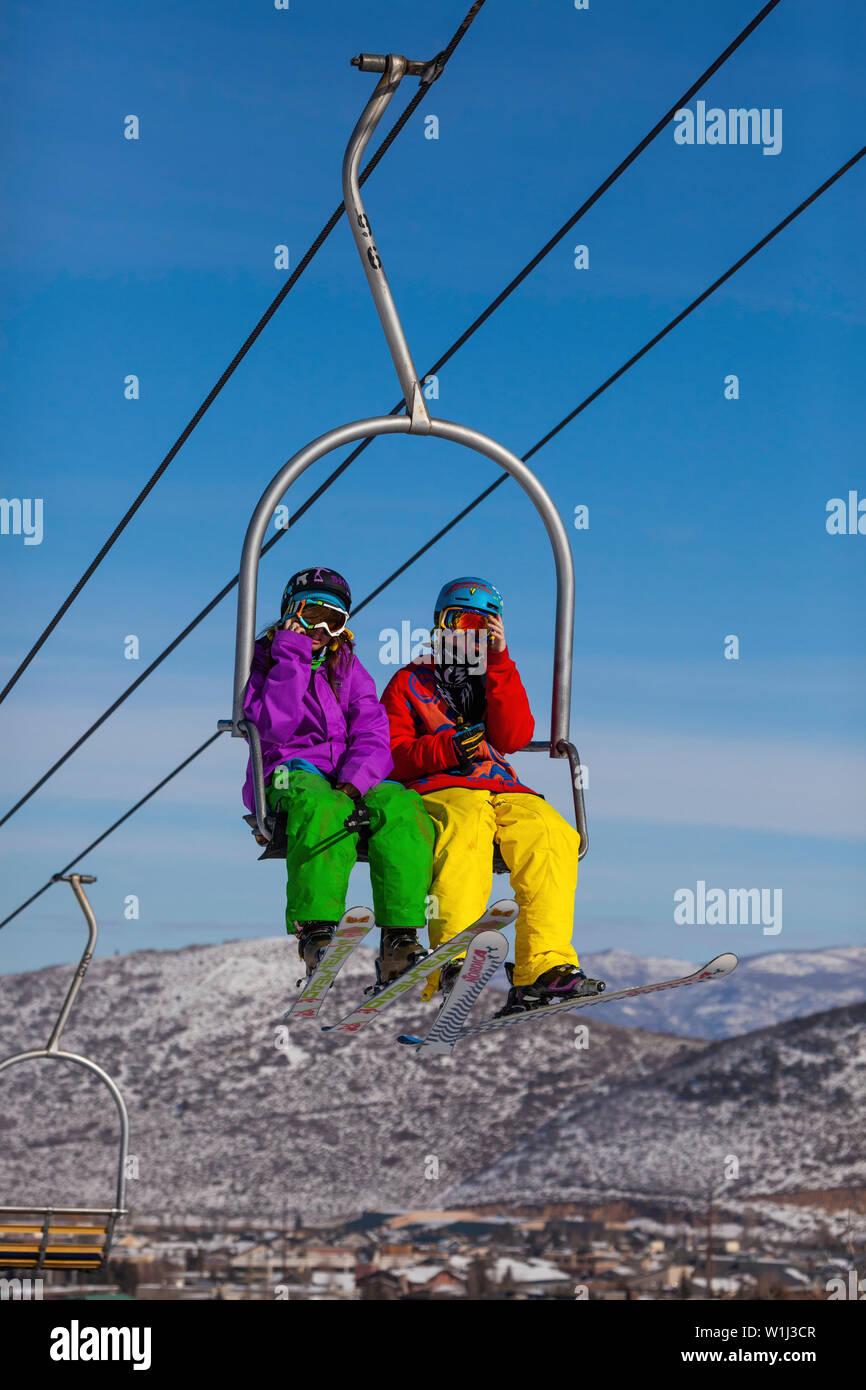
[1,936,864,1227]
[0,937,697,1224]
[547,944,866,1039]
[444,1001,866,1210]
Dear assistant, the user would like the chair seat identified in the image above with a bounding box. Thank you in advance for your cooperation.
[1,1250,105,1268]
[248,810,511,874]
[0,1209,118,1272]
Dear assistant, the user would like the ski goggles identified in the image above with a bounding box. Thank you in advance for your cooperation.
[438,606,491,633]
[286,596,349,637]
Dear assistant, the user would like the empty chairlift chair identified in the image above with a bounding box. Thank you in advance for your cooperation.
[0,874,129,1273]
[221,53,589,877]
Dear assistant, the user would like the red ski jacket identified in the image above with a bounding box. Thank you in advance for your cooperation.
[380,647,538,796]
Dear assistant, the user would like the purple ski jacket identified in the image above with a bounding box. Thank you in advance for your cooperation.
[241,628,393,810]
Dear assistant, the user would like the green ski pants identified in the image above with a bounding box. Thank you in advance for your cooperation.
[266,768,434,932]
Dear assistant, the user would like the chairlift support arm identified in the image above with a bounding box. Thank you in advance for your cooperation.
[343,55,431,432]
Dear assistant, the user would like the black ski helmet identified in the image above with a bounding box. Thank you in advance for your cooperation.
[280,567,352,618]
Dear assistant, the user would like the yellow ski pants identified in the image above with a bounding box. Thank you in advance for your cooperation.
[421,787,581,991]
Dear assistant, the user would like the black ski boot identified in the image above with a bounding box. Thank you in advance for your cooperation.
[295,920,338,978]
[375,928,427,987]
[439,958,464,997]
[494,962,605,1017]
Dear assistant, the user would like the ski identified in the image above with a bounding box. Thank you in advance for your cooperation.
[454,951,738,1042]
[396,929,509,1055]
[283,907,374,1021]
[323,899,519,1036]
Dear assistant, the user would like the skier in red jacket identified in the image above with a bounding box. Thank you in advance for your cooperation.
[381,577,597,1015]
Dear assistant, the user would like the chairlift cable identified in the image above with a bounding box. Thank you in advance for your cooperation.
[1,146,860,929]
[0,0,788,825]
[423,0,785,382]
[361,140,866,601]
[0,0,489,708]
[0,734,223,929]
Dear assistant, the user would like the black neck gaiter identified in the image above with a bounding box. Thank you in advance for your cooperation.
[433,662,486,725]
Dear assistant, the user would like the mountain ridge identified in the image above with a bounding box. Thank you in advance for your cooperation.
[0,936,863,1229]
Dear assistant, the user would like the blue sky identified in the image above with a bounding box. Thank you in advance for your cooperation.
[1,0,864,977]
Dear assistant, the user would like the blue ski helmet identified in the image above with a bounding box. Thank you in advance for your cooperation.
[433,576,503,622]
[281,567,352,618]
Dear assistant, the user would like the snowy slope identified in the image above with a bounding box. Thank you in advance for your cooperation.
[561,944,866,1039]
[0,937,695,1223]
[1,937,862,1226]
[444,1002,866,1208]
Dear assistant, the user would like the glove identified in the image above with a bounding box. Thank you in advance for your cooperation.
[452,723,486,762]
[335,781,362,800]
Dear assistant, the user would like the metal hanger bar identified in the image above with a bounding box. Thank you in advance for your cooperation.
[0,875,132,1217]
[0,1050,130,1214]
[45,874,98,1052]
[343,56,431,432]
[229,416,574,750]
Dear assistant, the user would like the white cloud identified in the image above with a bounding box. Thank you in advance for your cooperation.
[2,686,863,844]
[512,724,866,840]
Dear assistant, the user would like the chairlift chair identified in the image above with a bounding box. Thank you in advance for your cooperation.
[220,53,589,877]
[0,874,129,1273]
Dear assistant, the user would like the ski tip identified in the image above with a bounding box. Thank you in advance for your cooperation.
[397,1034,423,1046]
[704,951,739,976]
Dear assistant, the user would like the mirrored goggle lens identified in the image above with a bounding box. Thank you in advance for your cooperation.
[289,599,348,635]
[440,607,489,632]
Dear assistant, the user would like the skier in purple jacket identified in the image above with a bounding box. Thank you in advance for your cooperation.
[242,566,434,982]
